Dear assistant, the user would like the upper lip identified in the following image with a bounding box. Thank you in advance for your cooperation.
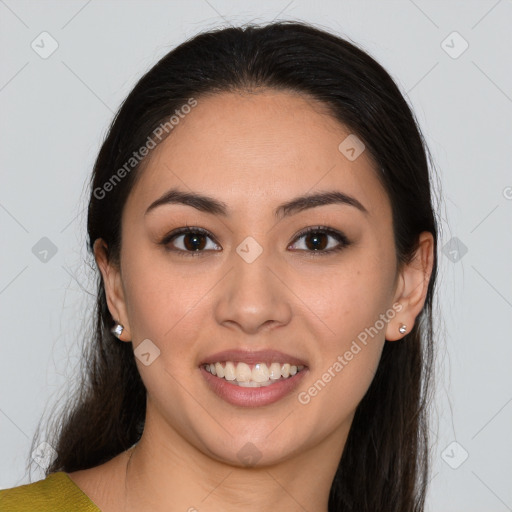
[199,349,308,367]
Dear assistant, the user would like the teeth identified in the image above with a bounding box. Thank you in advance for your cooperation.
[215,362,224,378]
[269,362,281,380]
[236,362,252,382]
[252,363,269,383]
[224,361,236,381]
[204,361,305,386]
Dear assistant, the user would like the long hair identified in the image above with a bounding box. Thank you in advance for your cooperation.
[31,21,439,512]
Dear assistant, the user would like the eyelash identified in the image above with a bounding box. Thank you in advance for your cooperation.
[160,225,351,258]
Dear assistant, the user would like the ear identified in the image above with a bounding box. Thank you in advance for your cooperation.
[385,231,435,341]
[93,238,132,342]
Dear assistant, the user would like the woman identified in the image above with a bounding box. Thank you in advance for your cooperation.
[1,20,438,512]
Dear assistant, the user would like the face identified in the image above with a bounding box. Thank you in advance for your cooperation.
[98,90,427,468]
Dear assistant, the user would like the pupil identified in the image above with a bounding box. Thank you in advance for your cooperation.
[306,232,327,251]
[184,233,206,251]
[181,232,328,252]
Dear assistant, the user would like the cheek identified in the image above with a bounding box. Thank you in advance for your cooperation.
[295,247,395,413]
[294,248,396,344]
[301,339,384,430]
[120,243,199,345]
[119,241,225,381]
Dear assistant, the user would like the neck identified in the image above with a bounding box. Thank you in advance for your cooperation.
[121,413,349,512]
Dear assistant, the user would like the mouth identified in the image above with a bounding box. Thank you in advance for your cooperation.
[199,349,309,407]
[202,361,306,387]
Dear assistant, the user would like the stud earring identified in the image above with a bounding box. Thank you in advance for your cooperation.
[398,324,407,334]
[111,322,124,339]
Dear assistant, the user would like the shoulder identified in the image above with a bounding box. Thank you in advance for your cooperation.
[0,472,100,512]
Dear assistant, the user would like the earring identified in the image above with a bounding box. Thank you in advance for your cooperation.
[111,322,124,339]
[398,324,407,334]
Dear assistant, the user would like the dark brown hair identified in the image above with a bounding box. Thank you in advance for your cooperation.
[31,20,439,512]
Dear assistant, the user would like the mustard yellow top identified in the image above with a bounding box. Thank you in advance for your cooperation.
[0,471,101,511]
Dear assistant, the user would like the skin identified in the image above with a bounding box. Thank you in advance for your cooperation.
[68,89,434,512]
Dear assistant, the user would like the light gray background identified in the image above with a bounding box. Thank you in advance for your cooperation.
[1,1,511,511]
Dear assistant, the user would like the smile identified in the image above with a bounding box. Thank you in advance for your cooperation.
[203,361,306,388]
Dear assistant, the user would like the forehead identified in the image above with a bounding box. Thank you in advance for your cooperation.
[125,90,391,221]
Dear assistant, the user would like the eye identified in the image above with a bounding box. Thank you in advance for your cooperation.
[160,225,351,257]
[288,226,351,256]
[161,226,220,256]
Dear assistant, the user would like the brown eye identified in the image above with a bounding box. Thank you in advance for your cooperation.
[161,227,220,255]
[161,225,350,258]
[304,231,329,251]
[289,227,350,255]
[181,232,207,251]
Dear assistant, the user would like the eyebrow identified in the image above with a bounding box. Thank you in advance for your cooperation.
[145,187,368,218]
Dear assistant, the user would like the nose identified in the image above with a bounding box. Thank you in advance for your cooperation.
[213,247,292,335]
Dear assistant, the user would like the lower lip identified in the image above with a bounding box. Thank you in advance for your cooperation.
[200,366,308,407]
